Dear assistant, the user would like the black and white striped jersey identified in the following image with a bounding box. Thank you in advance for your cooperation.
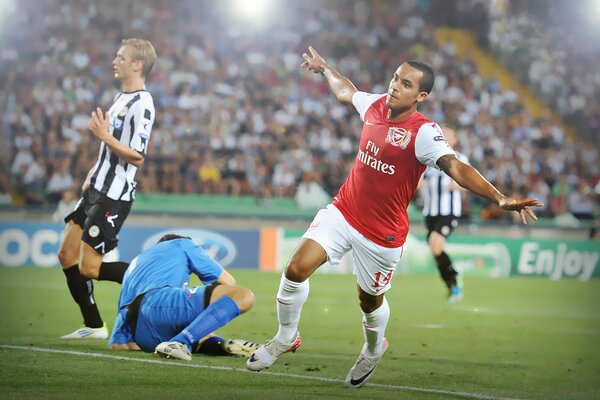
[89,90,154,201]
[420,151,469,217]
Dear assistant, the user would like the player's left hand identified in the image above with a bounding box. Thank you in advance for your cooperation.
[301,46,327,74]
[498,197,544,225]
[88,107,110,138]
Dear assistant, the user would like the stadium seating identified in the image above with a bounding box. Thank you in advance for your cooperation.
[0,0,596,227]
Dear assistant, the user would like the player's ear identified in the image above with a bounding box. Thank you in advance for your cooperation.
[132,59,144,73]
[416,91,429,103]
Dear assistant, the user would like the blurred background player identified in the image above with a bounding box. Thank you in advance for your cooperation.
[108,234,257,361]
[58,38,157,339]
[418,125,469,303]
[246,46,542,388]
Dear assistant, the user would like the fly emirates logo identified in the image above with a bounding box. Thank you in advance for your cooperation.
[357,140,396,175]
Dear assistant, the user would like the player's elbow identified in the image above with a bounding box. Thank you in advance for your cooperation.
[131,155,144,168]
[335,90,355,105]
[335,94,350,105]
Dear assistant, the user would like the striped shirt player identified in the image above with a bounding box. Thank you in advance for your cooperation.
[421,151,469,220]
[59,38,158,340]
[89,90,154,201]
[76,90,155,255]
[419,126,469,303]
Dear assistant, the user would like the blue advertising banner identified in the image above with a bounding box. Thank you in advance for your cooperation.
[0,222,260,269]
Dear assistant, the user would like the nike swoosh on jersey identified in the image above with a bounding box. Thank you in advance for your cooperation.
[365,120,376,126]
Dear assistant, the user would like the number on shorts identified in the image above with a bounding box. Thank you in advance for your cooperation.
[372,270,394,290]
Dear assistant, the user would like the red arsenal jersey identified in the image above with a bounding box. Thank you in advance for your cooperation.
[332,92,455,247]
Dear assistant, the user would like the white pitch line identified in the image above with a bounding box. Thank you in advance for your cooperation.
[0,344,524,400]
[452,305,600,321]
[413,324,443,329]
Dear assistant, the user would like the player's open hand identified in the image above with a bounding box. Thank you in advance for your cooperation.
[498,197,544,224]
[301,46,327,74]
[88,107,110,139]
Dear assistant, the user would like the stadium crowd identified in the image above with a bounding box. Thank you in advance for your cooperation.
[488,0,600,143]
[0,0,597,225]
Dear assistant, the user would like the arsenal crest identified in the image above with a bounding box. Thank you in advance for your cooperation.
[385,127,412,149]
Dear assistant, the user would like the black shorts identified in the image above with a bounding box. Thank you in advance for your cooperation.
[64,188,132,254]
[425,215,458,239]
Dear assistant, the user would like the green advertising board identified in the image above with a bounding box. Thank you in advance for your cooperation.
[280,230,600,281]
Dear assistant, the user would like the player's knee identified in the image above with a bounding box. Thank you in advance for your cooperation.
[360,299,381,314]
[428,237,444,256]
[79,261,99,279]
[285,260,311,282]
[232,286,255,313]
[430,246,443,257]
[57,247,78,268]
[358,291,383,313]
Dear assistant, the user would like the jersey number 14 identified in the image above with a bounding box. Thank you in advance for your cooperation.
[372,270,394,291]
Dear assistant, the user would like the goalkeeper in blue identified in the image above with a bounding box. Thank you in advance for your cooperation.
[108,233,257,360]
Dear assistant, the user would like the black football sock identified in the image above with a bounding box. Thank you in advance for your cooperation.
[63,265,103,328]
[195,336,230,356]
[434,251,457,289]
[97,261,129,283]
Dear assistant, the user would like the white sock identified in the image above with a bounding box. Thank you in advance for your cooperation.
[275,273,309,343]
[362,297,390,357]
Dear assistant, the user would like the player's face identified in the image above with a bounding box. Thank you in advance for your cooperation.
[112,45,140,82]
[386,63,428,111]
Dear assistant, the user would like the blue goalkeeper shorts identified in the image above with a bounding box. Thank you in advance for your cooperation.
[134,286,208,352]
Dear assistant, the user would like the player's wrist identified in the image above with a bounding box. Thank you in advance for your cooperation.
[496,195,509,207]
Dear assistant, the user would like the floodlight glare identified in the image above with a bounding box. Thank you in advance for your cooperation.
[593,0,600,16]
[0,0,16,25]
[229,0,275,27]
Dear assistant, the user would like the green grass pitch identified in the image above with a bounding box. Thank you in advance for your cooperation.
[1,267,599,400]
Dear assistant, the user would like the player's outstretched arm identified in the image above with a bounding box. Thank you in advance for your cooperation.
[88,107,145,167]
[301,46,357,105]
[437,154,543,224]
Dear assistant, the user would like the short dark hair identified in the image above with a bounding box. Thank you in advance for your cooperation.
[157,233,191,243]
[406,60,435,94]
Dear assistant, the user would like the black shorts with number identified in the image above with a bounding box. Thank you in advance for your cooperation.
[425,215,458,239]
[64,188,132,254]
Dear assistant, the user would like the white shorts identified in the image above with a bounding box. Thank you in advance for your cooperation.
[302,204,404,295]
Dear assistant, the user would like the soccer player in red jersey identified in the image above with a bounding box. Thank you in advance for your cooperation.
[247,47,543,388]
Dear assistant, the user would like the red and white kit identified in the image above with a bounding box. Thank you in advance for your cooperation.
[304,92,454,294]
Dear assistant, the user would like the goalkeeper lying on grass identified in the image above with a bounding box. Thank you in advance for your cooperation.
[108,233,259,360]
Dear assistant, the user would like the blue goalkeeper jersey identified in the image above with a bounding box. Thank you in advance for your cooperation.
[108,238,223,346]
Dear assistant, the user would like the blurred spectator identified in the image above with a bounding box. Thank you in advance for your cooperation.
[272,161,297,198]
[0,174,12,206]
[198,153,223,195]
[550,173,572,216]
[489,0,600,141]
[295,171,330,210]
[526,175,551,217]
[568,181,596,221]
[222,152,248,196]
[46,159,74,203]
[0,0,596,229]
[52,188,78,222]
